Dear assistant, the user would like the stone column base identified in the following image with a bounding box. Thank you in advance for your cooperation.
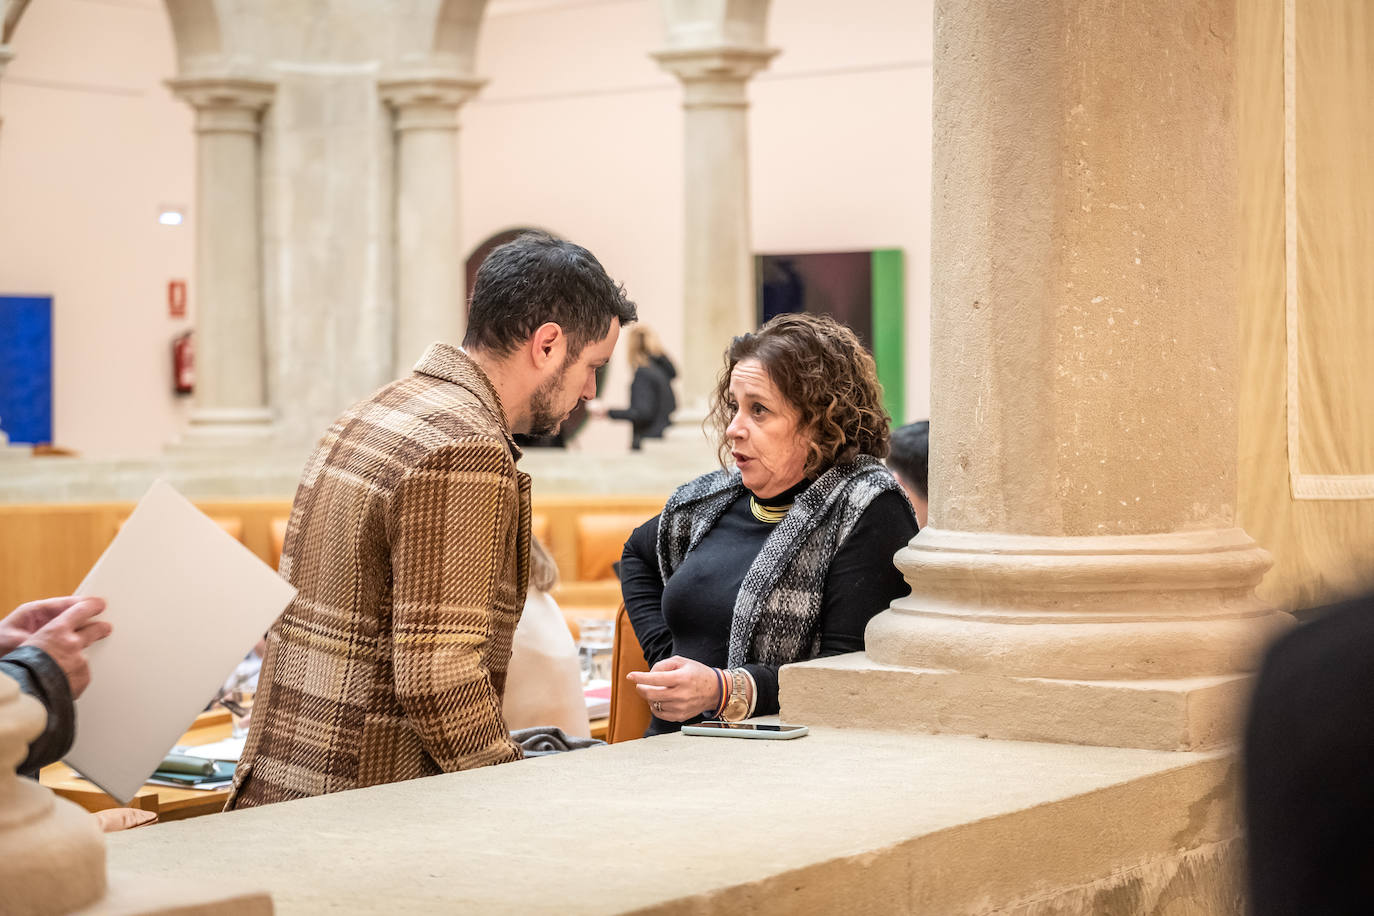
[781,651,1252,751]
[173,408,275,450]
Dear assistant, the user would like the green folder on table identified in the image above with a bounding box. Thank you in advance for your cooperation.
[150,754,236,786]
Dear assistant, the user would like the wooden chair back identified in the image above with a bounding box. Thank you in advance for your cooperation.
[606,603,652,744]
[574,513,651,581]
[269,518,289,570]
[531,512,552,551]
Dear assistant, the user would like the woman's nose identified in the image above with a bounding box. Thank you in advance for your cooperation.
[726,412,744,439]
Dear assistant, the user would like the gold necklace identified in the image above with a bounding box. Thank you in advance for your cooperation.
[749,496,791,523]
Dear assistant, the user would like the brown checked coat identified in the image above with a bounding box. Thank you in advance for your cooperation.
[226,343,529,809]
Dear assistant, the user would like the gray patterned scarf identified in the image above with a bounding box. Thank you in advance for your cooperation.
[656,455,902,668]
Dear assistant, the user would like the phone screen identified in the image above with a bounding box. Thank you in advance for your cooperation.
[696,721,806,732]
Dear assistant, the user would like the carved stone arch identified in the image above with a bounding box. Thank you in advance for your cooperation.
[162,0,226,72]
[3,0,33,44]
[432,0,489,73]
[660,0,772,51]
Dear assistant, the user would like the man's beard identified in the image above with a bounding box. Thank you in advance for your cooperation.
[527,373,564,436]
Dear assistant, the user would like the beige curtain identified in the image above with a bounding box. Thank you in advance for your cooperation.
[1238,0,1374,610]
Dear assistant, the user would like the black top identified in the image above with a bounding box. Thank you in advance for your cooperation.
[1244,592,1374,915]
[608,356,677,449]
[620,480,917,735]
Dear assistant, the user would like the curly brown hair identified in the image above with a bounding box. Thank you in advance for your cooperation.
[707,313,891,478]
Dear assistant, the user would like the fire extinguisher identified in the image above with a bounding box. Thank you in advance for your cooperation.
[173,331,194,395]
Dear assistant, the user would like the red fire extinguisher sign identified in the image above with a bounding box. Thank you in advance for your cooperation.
[169,280,187,318]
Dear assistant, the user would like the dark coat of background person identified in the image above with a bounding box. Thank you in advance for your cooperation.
[1244,592,1374,914]
[609,354,676,449]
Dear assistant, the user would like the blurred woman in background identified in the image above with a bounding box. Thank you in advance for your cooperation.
[590,325,676,450]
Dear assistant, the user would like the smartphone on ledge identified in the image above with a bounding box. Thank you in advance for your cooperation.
[681,721,809,740]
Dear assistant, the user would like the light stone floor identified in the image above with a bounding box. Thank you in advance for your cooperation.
[103,725,1235,914]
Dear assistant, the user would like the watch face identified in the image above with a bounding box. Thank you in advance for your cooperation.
[722,697,748,721]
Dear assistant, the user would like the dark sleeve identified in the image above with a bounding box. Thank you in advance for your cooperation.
[0,645,76,778]
[619,514,675,667]
[745,489,918,716]
[608,370,656,424]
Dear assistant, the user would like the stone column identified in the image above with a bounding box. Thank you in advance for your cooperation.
[785,0,1292,751]
[654,44,776,406]
[380,74,484,376]
[0,44,12,137]
[168,77,275,445]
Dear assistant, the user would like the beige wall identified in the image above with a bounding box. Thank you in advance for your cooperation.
[0,0,193,456]
[0,0,932,458]
[465,0,934,424]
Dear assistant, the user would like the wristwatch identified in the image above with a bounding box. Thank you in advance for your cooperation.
[720,668,750,722]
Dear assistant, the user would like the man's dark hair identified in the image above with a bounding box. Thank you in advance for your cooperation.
[888,420,929,500]
[464,231,637,360]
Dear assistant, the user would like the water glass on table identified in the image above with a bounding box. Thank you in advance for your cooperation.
[219,688,255,739]
[577,618,615,684]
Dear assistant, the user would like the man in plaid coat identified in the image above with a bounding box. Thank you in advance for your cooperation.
[227,233,636,808]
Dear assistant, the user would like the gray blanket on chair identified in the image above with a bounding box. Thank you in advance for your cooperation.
[512,726,606,757]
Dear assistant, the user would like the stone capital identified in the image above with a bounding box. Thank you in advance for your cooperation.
[167,76,275,135]
[652,45,778,108]
[379,73,486,131]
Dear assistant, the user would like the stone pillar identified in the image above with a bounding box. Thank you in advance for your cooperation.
[168,77,275,445]
[785,0,1292,751]
[654,40,776,406]
[380,74,484,376]
[0,43,12,137]
[0,673,106,915]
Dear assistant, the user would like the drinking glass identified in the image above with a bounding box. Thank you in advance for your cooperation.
[577,618,615,684]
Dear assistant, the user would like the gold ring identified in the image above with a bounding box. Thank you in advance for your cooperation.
[653,700,664,714]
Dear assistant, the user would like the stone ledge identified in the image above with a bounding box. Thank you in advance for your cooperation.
[780,652,1250,751]
[74,874,272,915]
[105,727,1238,914]
[0,446,717,504]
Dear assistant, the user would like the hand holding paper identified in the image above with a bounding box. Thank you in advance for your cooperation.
[1,598,112,696]
[65,481,296,803]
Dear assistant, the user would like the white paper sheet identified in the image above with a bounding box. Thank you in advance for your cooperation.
[66,480,296,803]
[175,735,246,762]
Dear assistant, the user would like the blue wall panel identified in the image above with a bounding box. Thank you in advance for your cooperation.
[0,296,54,444]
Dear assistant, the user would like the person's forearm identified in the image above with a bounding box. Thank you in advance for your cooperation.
[1,648,75,776]
[397,663,523,770]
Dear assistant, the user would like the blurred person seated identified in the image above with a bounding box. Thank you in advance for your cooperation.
[0,596,111,777]
[589,325,677,450]
[887,420,929,528]
[213,636,267,732]
[503,538,590,738]
[1245,592,1374,914]
[619,313,917,733]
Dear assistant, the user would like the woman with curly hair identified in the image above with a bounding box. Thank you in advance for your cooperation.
[618,312,917,734]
